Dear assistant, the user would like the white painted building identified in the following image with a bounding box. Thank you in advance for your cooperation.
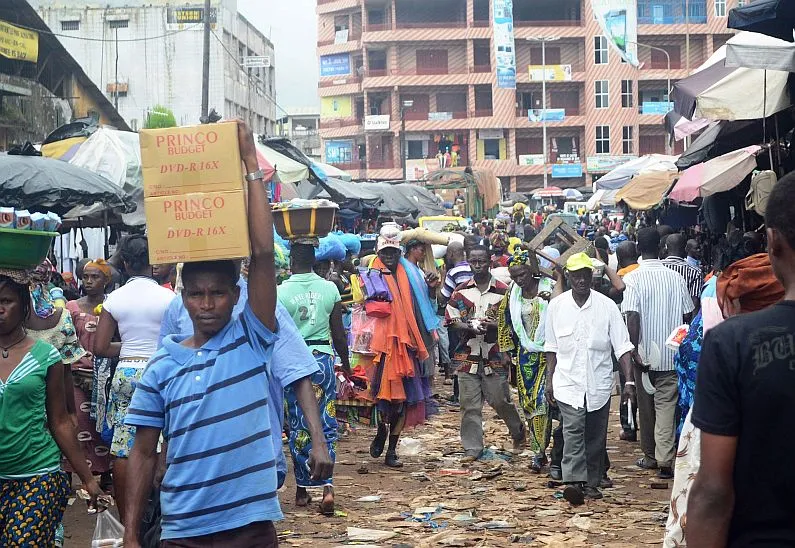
[280,107,321,161]
[34,0,278,133]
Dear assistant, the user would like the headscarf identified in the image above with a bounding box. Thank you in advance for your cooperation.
[508,249,540,275]
[0,267,32,285]
[30,259,55,318]
[717,253,784,317]
[84,259,113,280]
[490,230,508,250]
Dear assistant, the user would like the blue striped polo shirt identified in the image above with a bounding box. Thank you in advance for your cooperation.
[126,302,314,540]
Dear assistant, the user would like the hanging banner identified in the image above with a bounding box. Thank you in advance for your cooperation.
[320,53,351,77]
[529,108,566,122]
[528,65,572,82]
[493,0,516,89]
[0,20,38,63]
[591,0,639,66]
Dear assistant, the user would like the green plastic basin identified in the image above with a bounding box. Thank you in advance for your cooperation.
[0,228,58,270]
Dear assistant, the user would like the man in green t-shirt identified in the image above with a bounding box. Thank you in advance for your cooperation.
[277,243,351,515]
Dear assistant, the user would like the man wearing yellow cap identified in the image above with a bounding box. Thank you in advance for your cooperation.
[544,252,636,505]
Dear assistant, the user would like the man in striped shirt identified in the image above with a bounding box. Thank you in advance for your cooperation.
[441,241,473,301]
[623,228,694,481]
[121,122,332,547]
[663,233,704,307]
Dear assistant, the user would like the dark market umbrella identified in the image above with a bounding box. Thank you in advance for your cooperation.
[728,0,795,42]
[0,154,135,215]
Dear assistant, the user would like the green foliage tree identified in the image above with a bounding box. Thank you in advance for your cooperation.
[144,105,177,129]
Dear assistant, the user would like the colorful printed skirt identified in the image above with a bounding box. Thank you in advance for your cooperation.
[515,350,551,456]
[285,351,338,488]
[0,472,70,547]
[107,357,149,458]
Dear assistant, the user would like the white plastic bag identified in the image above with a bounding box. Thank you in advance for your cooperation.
[92,511,125,547]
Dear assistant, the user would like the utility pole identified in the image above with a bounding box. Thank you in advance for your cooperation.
[201,0,211,121]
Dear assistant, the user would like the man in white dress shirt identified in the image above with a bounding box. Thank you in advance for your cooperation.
[545,253,636,505]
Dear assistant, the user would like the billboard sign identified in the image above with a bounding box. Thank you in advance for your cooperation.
[493,0,517,89]
[528,64,572,82]
[519,154,545,166]
[587,155,638,172]
[592,0,639,66]
[325,140,354,164]
[364,115,390,131]
[641,101,674,115]
[0,20,38,63]
[166,6,217,29]
[551,163,584,178]
[320,53,351,77]
[529,108,566,122]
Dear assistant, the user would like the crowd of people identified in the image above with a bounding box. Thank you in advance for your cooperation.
[1,122,794,547]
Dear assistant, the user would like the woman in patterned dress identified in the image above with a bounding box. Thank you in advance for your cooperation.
[498,250,551,472]
[0,269,104,546]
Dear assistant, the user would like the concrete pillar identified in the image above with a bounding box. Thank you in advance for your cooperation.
[469,128,478,164]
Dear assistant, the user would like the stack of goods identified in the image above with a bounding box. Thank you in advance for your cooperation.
[140,122,250,264]
[272,198,338,241]
[0,208,61,269]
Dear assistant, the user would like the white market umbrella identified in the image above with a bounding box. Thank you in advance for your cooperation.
[255,141,309,184]
[725,31,795,72]
[669,145,762,202]
[671,35,792,121]
[596,154,679,190]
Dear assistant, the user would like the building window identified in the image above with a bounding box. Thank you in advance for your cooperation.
[108,19,129,29]
[622,126,633,154]
[621,80,633,108]
[594,36,609,64]
[715,0,726,16]
[596,125,610,154]
[595,80,609,109]
[61,20,80,31]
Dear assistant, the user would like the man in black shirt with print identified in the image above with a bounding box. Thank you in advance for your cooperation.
[687,171,795,547]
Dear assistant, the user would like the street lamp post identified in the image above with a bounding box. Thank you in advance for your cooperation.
[631,41,672,154]
[400,99,414,181]
[527,36,560,189]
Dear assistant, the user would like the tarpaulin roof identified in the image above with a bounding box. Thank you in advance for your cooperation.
[728,0,795,42]
[615,170,678,211]
[255,142,306,184]
[0,153,135,215]
[422,168,502,210]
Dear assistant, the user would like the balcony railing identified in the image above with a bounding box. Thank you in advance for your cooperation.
[516,107,581,117]
[472,64,491,73]
[365,23,391,32]
[395,20,467,29]
[403,111,430,121]
[366,68,388,77]
[318,117,363,129]
[643,60,683,70]
[317,32,361,47]
[514,19,582,27]
[329,160,366,171]
[368,158,396,169]
[318,75,362,88]
[472,108,493,117]
[471,20,490,27]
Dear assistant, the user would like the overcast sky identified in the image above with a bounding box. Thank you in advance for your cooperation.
[238,0,318,113]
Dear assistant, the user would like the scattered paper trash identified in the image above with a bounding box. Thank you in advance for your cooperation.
[346,527,397,542]
[356,495,382,502]
[399,437,422,456]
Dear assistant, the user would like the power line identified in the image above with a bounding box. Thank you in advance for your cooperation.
[209,29,290,118]
[2,17,203,43]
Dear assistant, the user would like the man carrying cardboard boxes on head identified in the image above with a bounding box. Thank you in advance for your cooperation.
[122,121,332,548]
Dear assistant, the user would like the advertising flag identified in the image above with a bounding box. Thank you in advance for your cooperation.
[592,0,639,66]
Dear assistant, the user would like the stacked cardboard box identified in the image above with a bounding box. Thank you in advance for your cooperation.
[140,122,250,264]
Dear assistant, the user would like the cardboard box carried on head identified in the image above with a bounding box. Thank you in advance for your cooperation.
[140,122,250,264]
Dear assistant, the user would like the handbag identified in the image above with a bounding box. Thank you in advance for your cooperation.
[357,267,392,302]
[365,300,392,318]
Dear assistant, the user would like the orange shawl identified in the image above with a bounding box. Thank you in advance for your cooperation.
[369,257,429,402]
[717,253,784,317]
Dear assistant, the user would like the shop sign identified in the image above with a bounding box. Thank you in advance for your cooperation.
[364,115,390,131]
[551,163,583,178]
[320,53,351,77]
[586,155,638,172]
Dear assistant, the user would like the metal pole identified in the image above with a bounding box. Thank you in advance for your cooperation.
[401,108,407,181]
[201,0,211,121]
[541,39,548,188]
[114,28,119,111]
[685,0,690,73]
